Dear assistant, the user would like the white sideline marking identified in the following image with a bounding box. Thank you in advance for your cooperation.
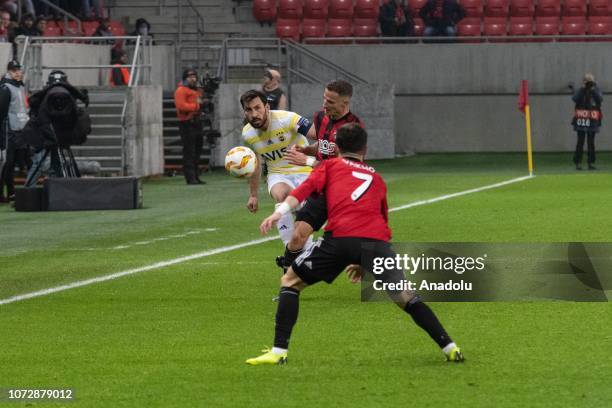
[0,175,533,306]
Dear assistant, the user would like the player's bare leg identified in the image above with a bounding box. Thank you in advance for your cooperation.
[246,267,308,365]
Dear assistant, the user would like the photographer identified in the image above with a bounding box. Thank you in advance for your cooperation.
[571,74,603,170]
[24,70,91,186]
[0,60,29,204]
[174,68,205,185]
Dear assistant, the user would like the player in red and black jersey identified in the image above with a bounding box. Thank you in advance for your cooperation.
[279,80,363,273]
[246,124,464,365]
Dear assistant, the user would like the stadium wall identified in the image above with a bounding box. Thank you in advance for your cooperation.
[217,83,395,165]
[124,85,164,177]
[306,44,612,153]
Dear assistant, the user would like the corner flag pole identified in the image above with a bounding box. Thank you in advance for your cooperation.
[519,80,534,176]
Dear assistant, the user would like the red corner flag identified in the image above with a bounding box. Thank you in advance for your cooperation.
[518,80,529,113]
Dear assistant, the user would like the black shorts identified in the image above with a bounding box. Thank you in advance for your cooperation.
[292,233,397,285]
[294,193,327,232]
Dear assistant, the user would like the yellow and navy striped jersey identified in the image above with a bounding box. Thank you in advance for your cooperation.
[242,110,313,175]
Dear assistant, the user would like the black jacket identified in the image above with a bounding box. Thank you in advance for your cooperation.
[420,0,465,27]
[572,85,603,131]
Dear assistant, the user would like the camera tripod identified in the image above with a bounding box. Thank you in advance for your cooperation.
[25,144,80,187]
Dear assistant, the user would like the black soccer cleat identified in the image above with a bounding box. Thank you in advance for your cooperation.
[275,255,288,274]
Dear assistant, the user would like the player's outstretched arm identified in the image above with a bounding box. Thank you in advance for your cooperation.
[285,144,319,167]
[260,196,300,234]
[247,157,262,213]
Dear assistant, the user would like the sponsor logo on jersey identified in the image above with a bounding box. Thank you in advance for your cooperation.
[261,146,288,161]
[319,139,336,155]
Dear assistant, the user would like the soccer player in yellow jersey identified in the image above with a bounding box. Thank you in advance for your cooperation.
[240,90,317,246]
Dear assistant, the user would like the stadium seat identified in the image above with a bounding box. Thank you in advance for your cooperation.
[483,16,507,37]
[302,18,327,38]
[253,0,277,23]
[588,16,612,35]
[535,16,560,38]
[327,18,352,36]
[354,0,379,18]
[508,16,533,39]
[588,0,611,17]
[109,21,126,36]
[61,20,82,36]
[329,0,354,18]
[276,18,301,40]
[304,0,329,19]
[412,17,425,35]
[536,0,560,16]
[510,0,534,16]
[82,21,98,36]
[279,0,304,19]
[563,0,586,16]
[485,0,510,17]
[457,17,482,36]
[560,15,586,40]
[43,21,62,36]
[460,0,484,17]
[353,17,378,36]
[407,0,428,17]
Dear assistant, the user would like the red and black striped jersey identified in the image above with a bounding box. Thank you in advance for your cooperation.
[313,110,364,161]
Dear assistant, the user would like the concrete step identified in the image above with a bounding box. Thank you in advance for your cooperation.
[90,113,123,125]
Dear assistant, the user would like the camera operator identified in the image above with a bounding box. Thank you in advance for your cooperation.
[570,73,603,170]
[0,60,29,204]
[174,68,206,185]
[24,70,91,186]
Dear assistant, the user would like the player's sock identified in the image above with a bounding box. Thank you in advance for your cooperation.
[274,286,300,349]
[275,204,295,245]
[271,347,287,355]
[404,297,453,349]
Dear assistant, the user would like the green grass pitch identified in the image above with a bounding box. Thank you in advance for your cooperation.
[0,153,611,407]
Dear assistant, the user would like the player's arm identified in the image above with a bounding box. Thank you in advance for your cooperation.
[285,144,319,167]
[246,155,262,213]
[278,93,288,110]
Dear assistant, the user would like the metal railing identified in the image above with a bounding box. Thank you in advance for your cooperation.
[302,34,612,44]
[17,35,153,176]
[217,37,284,83]
[17,0,82,34]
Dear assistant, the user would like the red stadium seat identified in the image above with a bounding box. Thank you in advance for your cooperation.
[483,16,507,36]
[354,0,379,18]
[412,17,425,35]
[109,21,126,36]
[61,20,82,36]
[536,0,560,16]
[561,16,585,36]
[534,16,559,40]
[460,0,484,17]
[510,0,534,16]
[276,18,301,40]
[407,0,428,17]
[82,21,98,36]
[329,0,354,18]
[304,0,329,19]
[563,0,586,16]
[485,0,510,17]
[253,0,277,23]
[43,21,62,37]
[302,18,327,38]
[327,18,352,36]
[353,17,378,36]
[508,16,533,39]
[279,0,304,19]
[588,0,611,17]
[588,16,612,35]
[457,17,482,36]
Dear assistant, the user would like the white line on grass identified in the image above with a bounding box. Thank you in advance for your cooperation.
[0,175,534,306]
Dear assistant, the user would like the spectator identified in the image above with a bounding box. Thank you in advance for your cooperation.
[21,0,36,16]
[14,13,38,37]
[0,1,17,16]
[420,0,465,37]
[34,16,46,35]
[0,60,29,203]
[109,48,130,87]
[379,0,414,37]
[93,17,111,36]
[0,10,11,42]
[571,74,603,170]
[261,68,287,110]
[130,17,152,37]
[81,0,103,20]
[174,68,205,185]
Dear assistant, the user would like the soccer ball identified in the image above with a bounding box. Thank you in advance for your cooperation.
[225,146,257,178]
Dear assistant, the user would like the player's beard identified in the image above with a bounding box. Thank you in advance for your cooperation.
[249,115,267,129]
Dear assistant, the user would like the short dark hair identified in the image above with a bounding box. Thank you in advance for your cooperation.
[335,123,367,154]
[326,80,353,98]
[240,89,268,109]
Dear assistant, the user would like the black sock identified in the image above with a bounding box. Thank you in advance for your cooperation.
[405,299,453,349]
[274,286,300,349]
[283,245,304,268]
